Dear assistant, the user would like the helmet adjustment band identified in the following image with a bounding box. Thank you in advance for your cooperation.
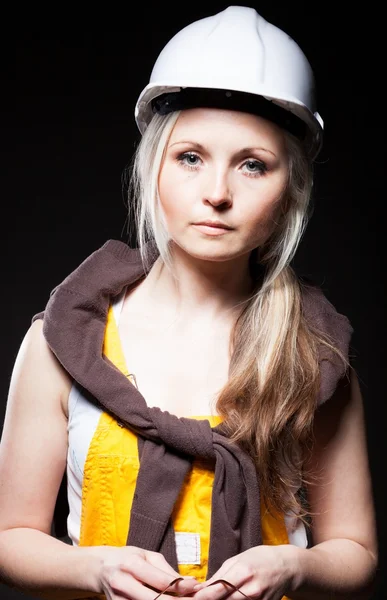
[151,87,307,141]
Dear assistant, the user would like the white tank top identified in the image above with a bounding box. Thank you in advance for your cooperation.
[65,289,308,548]
[66,289,126,545]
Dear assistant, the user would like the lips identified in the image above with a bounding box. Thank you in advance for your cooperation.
[193,221,233,229]
[192,223,233,236]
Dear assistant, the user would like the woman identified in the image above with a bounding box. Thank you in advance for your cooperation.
[0,5,377,600]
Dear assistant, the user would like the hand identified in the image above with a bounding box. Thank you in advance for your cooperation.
[97,545,198,600]
[192,545,297,600]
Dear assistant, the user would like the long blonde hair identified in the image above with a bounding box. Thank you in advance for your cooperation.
[127,112,349,523]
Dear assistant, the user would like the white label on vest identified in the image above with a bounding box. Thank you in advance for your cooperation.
[175,532,201,564]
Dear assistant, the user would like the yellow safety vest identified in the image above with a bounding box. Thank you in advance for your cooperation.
[79,306,291,597]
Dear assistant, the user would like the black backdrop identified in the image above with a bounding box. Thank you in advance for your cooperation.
[1,2,385,599]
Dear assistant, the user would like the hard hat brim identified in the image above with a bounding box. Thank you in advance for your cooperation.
[135,82,323,160]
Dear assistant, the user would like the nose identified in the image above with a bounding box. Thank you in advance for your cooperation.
[202,166,233,208]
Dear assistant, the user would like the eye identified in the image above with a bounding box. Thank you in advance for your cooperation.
[241,159,267,177]
[176,152,202,170]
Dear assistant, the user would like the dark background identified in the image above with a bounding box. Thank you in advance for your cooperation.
[1,2,385,599]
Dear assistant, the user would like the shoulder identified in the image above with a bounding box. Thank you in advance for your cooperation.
[12,319,73,419]
[30,240,131,323]
[298,275,353,339]
[298,275,354,405]
[31,239,156,326]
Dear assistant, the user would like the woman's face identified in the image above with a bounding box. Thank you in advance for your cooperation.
[158,107,289,263]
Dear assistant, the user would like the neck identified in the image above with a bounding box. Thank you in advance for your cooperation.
[141,242,256,327]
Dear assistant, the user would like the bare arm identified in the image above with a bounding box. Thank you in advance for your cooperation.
[0,320,198,600]
[192,368,378,600]
[287,367,378,599]
[0,319,103,599]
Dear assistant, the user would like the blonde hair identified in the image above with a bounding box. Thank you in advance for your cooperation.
[127,112,349,523]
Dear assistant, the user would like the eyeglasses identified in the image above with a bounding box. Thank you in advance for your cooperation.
[152,577,253,600]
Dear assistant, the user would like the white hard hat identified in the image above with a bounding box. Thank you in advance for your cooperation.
[134,6,324,159]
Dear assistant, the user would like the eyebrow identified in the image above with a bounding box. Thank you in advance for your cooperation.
[169,141,277,157]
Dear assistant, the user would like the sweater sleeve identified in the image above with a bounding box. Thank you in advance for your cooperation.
[30,242,354,409]
[300,280,354,406]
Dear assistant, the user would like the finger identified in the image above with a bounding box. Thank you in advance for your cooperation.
[144,577,199,600]
[194,579,236,600]
[119,554,196,596]
[110,567,193,600]
[144,552,198,592]
[107,567,152,600]
[193,564,254,600]
[195,576,266,600]
[151,577,196,600]
[145,550,196,578]
[207,580,255,600]
[193,560,236,592]
[211,578,271,600]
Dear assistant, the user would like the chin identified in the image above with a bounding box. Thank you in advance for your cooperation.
[171,239,246,263]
